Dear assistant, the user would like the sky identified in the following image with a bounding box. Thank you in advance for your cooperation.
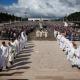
[0,0,80,18]
[0,0,17,5]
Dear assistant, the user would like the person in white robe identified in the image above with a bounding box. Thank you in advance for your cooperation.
[36,30,40,38]
[42,30,45,38]
[54,29,58,38]
[74,46,80,69]
[21,31,26,48]
[39,22,43,29]
[59,32,67,51]
[44,30,48,38]
[67,42,77,67]
[1,41,9,70]
[64,21,68,27]
[19,36,23,52]
[59,34,66,50]
[23,31,27,48]
[57,33,62,45]
[40,30,43,38]
[7,42,14,65]
[14,38,20,54]
[64,39,72,54]
[10,39,17,59]
[0,48,3,71]
[57,31,60,36]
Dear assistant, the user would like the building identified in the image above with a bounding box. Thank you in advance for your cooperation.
[28,18,52,21]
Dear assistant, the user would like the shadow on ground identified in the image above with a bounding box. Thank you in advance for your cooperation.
[0,41,34,79]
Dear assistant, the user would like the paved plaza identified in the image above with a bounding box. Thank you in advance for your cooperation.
[0,40,80,80]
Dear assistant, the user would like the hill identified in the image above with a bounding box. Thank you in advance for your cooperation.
[67,12,80,21]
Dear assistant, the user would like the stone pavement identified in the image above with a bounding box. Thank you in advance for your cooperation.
[0,41,80,80]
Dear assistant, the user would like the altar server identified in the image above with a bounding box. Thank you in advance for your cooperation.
[1,41,9,70]
[0,48,3,71]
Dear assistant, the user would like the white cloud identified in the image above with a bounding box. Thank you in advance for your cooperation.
[3,0,80,17]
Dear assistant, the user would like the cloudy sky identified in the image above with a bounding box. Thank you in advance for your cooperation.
[0,0,80,18]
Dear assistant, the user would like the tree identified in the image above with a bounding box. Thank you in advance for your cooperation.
[66,12,80,21]
[0,12,22,23]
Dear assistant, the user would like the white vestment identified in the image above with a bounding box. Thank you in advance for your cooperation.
[54,30,58,38]
[21,31,26,48]
[24,33,27,47]
[67,47,76,64]
[8,45,14,63]
[44,30,48,38]
[11,42,17,57]
[75,46,80,67]
[40,31,43,38]
[59,35,66,50]
[0,48,3,68]
[1,45,9,69]
[64,39,71,53]
[36,30,40,38]
[57,34,62,47]
[64,22,68,27]
[14,39,20,54]
[19,37,23,51]
[21,31,25,40]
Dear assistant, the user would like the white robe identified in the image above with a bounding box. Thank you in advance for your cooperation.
[64,22,68,27]
[75,46,80,67]
[40,31,43,38]
[14,39,20,54]
[66,41,74,60]
[8,45,14,62]
[67,47,76,64]
[44,30,48,38]
[54,30,58,38]
[11,42,17,57]
[42,31,45,37]
[59,35,66,50]
[36,30,40,38]
[21,31,26,48]
[1,45,9,69]
[64,39,71,53]
[24,33,27,47]
[21,32,25,40]
[0,48,3,68]
[57,34,62,45]
[19,38,23,51]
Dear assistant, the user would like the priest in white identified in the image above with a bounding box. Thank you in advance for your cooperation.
[21,30,26,48]
[8,42,15,65]
[0,48,3,71]
[1,41,9,70]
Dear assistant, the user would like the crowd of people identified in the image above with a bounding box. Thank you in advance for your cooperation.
[0,25,35,40]
[54,27,80,69]
[0,21,80,71]
[0,29,28,71]
[0,28,19,40]
[46,21,80,41]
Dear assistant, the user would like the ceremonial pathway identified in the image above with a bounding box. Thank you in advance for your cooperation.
[0,41,80,80]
